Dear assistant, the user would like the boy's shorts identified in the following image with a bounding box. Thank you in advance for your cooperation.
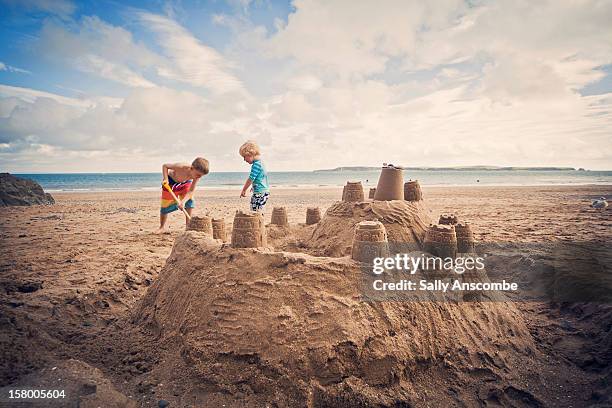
[161,176,195,214]
[250,192,269,212]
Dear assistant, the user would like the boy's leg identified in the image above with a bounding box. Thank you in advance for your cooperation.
[250,193,260,211]
[155,213,170,234]
[261,193,269,210]
[185,207,193,227]
[158,184,178,233]
[184,198,195,228]
[250,193,269,212]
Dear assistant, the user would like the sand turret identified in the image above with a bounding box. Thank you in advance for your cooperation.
[351,220,390,264]
[231,211,266,248]
[455,222,475,253]
[439,213,459,225]
[342,181,364,202]
[404,180,423,201]
[374,164,404,201]
[187,215,213,235]
[305,207,321,225]
[424,224,458,259]
[212,218,226,241]
[368,188,377,199]
[271,207,289,226]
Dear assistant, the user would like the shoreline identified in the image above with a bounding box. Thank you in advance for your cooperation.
[44,182,612,193]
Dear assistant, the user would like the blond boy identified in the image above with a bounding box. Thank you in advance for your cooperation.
[239,141,269,211]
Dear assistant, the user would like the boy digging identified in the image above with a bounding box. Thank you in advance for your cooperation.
[156,157,209,234]
[239,141,270,212]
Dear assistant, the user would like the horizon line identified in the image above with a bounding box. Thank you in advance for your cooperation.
[6,167,612,175]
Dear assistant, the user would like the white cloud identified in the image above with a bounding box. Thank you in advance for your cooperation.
[138,12,244,94]
[0,84,90,107]
[0,84,256,171]
[286,75,322,93]
[0,62,31,74]
[265,0,466,77]
[2,1,612,171]
[38,16,162,87]
[74,54,156,88]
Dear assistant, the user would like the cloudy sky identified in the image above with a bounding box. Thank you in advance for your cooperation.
[0,0,611,172]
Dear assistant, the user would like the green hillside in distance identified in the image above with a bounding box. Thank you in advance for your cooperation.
[314,166,578,172]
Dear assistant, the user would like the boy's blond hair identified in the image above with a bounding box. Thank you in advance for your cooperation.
[191,157,210,175]
[239,140,260,157]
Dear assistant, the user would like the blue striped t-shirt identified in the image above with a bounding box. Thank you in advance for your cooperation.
[249,159,269,193]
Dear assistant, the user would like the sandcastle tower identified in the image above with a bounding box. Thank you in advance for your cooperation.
[231,211,266,248]
[351,220,390,264]
[212,218,226,241]
[368,188,377,199]
[455,222,475,253]
[374,164,404,201]
[439,213,459,225]
[424,224,458,259]
[305,207,321,225]
[187,215,213,235]
[404,180,423,201]
[342,181,364,202]
[271,207,289,226]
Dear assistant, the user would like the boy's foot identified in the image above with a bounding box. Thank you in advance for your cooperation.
[154,227,170,235]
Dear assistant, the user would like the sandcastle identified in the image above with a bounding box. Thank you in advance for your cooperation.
[455,222,475,253]
[403,180,423,201]
[230,211,266,248]
[373,164,404,201]
[271,207,289,226]
[368,188,376,199]
[305,207,321,225]
[341,181,364,202]
[424,223,458,259]
[439,213,459,225]
[351,220,389,264]
[136,164,538,407]
[212,218,226,241]
[187,215,213,235]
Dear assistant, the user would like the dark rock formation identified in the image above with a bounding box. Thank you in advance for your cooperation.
[0,173,54,206]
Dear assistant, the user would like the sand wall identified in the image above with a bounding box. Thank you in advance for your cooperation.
[136,232,536,406]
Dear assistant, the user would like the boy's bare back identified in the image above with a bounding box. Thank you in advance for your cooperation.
[165,163,193,182]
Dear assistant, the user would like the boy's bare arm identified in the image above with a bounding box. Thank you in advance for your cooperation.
[161,163,188,183]
[240,178,252,197]
[161,163,173,183]
[182,178,199,203]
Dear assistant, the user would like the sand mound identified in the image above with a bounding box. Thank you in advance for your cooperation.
[0,173,54,206]
[266,224,292,240]
[305,200,433,257]
[136,232,537,406]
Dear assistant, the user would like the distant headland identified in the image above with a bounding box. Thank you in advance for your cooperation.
[314,166,581,172]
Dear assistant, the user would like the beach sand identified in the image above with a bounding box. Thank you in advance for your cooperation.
[1,185,611,406]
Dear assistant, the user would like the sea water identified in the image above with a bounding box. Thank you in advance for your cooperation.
[15,170,612,192]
